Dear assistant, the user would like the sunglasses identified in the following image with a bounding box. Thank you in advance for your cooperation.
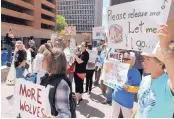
[123,58,131,61]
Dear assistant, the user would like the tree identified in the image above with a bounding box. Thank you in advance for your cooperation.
[56,15,68,33]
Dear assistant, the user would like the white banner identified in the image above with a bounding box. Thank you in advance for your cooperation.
[13,79,47,118]
[107,0,172,53]
[87,50,98,63]
[92,26,106,40]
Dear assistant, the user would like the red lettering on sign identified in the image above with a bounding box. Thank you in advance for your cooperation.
[37,106,41,117]
[37,88,42,104]
[31,88,36,101]
[19,84,27,97]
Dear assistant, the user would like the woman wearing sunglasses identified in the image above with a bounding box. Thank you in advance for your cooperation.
[132,25,174,118]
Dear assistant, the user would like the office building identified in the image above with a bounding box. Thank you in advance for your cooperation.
[1,0,56,49]
[57,0,103,33]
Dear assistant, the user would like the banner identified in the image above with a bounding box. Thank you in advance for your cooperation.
[92,26,106,40]
[87,50,98,63]
[107,0,172,53]
[13,79,47,118]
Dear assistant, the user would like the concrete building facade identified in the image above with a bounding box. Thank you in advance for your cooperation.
[57,0,103,33]
[1,0,56,49]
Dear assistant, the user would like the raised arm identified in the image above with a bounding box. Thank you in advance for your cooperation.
[158,24,174,92]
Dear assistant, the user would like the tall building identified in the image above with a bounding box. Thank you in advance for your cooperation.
[57,0,103,33]
[110,0,134,6]
[1,0,56,49]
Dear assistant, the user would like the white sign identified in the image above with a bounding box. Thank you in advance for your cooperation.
[65,26,76,35]
[70,38,76,50]
[103,59,130,88]
[64,48,75,64]
[13,79,47,118]
[92,26,106,40]
[87,50,98,63]
[107,0,172,53]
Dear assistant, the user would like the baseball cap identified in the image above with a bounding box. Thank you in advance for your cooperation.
[15,41,23,46]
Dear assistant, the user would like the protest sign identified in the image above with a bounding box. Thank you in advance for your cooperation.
[87,49,98,63]
[107,0,172,53]
[70,37,76,50]
[92,26,106,40]
[103,59,130,89]
[65,26,76,35]
[13,79,47,118]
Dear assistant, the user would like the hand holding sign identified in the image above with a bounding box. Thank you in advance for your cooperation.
[107,0,172,53]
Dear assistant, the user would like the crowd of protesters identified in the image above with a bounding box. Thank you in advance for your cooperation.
[5,24,174,118]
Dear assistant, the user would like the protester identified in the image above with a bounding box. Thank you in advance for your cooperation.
[64,39,75,83]
[133,51,143,77]
[40,44,71,118]
[112,51,141,118]
[14,41,27,78]
[74,42,89,105]
[85,45,96,94]
[94,44,106,86]
[53,38,66,50]
[6,28,15,67]
[132,25,174,118]
[33,44,48,84]
[28,37,37,60]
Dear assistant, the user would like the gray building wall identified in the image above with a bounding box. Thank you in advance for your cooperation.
[57,0,103,33]
[110,0,134,6]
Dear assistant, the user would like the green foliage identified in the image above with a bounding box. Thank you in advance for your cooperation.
[56,15,68,33]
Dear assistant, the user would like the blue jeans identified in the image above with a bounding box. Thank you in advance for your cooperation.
[106,87,114,102]
[16,67,24,78]
[7,45,12,63]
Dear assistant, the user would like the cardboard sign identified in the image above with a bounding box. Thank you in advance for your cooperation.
[87,50,98,63]
[103,59,129,88]
[92,26,106,40]
[13,79,47,118]
[65,26,76,35]
[107,0,172,53]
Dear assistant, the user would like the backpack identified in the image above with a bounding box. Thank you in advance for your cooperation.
[40,74,77,118]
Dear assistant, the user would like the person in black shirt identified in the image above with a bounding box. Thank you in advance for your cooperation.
[6,28,14,67]
[28,37,37,59]
[14,41,27,78]
[74,42,89,105]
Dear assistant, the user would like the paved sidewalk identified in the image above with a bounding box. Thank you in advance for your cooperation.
[1,82,113,118]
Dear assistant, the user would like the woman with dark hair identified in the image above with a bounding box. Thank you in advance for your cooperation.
[74,42,89,105]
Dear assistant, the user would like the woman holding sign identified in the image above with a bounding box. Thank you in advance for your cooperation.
[74,42,89,105]
[112,51,141,118]
[132,25,174,118]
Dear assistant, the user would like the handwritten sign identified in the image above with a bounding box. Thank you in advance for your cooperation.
[13,79,47,118]
[107,0,172,53]
[92,26,106,40]
[65,26,76,35]
[87,50,98,63]
[103,59,129,89]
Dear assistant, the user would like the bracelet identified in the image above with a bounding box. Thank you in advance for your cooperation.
[162,49,174,55]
